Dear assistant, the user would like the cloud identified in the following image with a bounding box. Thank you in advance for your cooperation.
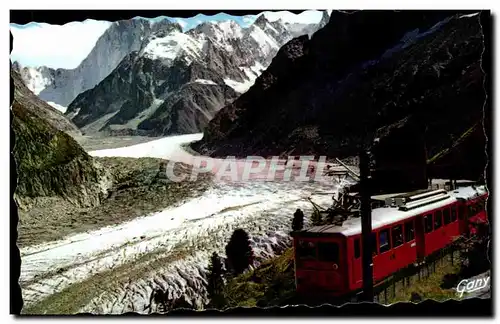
[241,15,257,26]
[10,19,111,69]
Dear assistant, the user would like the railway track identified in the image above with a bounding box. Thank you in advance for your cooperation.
[282,241,478,306]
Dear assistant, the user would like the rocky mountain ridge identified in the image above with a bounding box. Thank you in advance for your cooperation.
[63,14,329,136]
[12,19,185,108]
[192,11,486,180]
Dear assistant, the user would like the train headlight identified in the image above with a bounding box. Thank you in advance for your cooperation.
[332,264,338,270]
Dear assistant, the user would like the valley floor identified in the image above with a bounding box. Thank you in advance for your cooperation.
[19,134,352,314]
[75,134,163,151]
[17,157,211,247]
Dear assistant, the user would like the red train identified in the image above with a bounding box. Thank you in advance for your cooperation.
[291,183,488,296]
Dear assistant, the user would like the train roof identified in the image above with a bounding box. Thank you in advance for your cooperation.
[452,185,488,201]
[297,185,487,238]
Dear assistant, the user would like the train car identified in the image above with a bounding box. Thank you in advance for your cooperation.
[291,184,488,297]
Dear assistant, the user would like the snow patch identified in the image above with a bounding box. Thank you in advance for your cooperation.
[215,20,243,39]
[65,107,80,120]
[250,61,265,75]
[89,133,203,162]
[224,78,255,94]
[194,79,218,85]
[249,25,280,56]
[193,20,243,53]
[459,12,480,19]
[16,66,52,95]
[265,22,279,35]
[142,31,205,63]
[47,101,67,113]
[236,61,265,91]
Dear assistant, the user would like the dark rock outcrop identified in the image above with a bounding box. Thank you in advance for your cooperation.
[193,11,487,180]
[11,69,110,210]
[66,50,239,135]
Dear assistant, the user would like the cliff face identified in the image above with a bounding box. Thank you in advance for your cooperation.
[14,19,166,107]
[11,70,110,210]
[193,11,487,180]
[12,69,81,137]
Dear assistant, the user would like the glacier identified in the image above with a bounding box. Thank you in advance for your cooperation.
[20,133,353,314]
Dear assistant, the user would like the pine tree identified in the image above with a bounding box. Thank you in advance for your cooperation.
[206,252,225,308]
[225,229,254,275]
[292,208,304,231]
[325,209,335,224]
[458,221,490,278]
[311,209,323,226]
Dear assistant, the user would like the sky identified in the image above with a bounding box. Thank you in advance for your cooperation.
[9,11,324,70]
[10,19,113,69]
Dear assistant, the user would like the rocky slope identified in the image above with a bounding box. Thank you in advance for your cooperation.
[192,11,487,180]
[12,69,81,137]
[11,69,109,210]
[64,15,328,136]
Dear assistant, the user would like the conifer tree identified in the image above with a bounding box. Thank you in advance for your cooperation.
[311,209,323,226]
[225,229,254,275]
[292,208,304,231]
[206,252,225,308]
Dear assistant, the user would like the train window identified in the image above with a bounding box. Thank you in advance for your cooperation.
[477,200,484,212]
[371,233,378,256]
[298,240,316,259]
[451,206,457,222]
[392,225,403,248]
[405,220,415,242]
[424,214,433,233]
[354,238,360,259]
[317,242,339,263]
[459,205,465,220]
[443,208,451,225]
[468,205,475,218]
[379,229,391,254]
[434,210,443,229]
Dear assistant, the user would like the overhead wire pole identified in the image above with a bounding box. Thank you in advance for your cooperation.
[360,149,374,302]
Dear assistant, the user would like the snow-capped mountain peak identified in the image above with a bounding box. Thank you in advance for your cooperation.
[16,11,331,137]
[141,30,205,64]
[188,20,243,53]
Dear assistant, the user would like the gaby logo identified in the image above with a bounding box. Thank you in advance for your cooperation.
[456,276,490,298]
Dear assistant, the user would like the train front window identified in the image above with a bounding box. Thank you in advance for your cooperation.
[317,242,340,263]
[298,240,316,259]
